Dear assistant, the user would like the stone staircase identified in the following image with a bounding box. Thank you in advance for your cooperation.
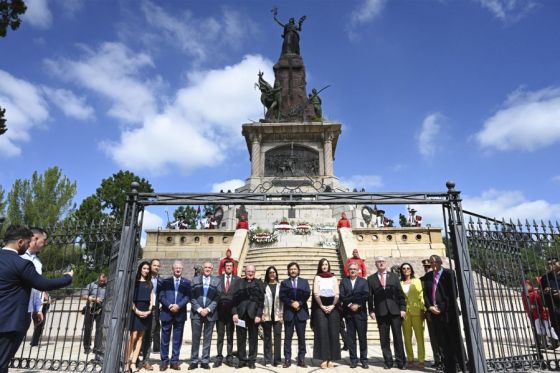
[243,245,380,341]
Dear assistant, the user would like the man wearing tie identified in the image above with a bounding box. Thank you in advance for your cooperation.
[340,263,370,369]
[0,225,73,373]
[367,256,406,369]
[159,261,191,371]
[232,265,264,369]
[214,260,239,367]
[141,259,162,370]
[422,255,464,373]
[189,262,222,370]
[279,262,311,368]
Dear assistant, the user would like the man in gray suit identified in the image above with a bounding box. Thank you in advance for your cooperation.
[189,262,222,370]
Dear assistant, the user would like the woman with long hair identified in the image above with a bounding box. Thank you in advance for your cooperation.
[262,265,283,366]
[400,262,425,369]
[124,261,154,372]
[312,258,341,368]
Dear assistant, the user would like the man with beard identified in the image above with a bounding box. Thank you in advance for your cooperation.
[214,260,239,367]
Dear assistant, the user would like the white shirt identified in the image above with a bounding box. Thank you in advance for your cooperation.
[21,250,43,313]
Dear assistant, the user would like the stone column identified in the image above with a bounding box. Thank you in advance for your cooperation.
[251,134,262,177]
[324,132,333,176]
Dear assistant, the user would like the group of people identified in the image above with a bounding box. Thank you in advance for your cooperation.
[118,251,463,372]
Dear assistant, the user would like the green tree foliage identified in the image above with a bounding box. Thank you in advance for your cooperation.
[95,170,153,222]
[0,106,7,135]
[72,195,106,223]
[6,167,77,226]
[0,185,6,215]
[168,206,199,229]
[0,0,27,38]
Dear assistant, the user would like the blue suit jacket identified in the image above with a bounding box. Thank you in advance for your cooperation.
[0,249,72,333]
[159,276,191,323]
[339,277,369,320]
[280,277,310,322]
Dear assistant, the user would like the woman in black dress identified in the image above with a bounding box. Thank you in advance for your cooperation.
[124,261,154,372]
[262,266,283,366]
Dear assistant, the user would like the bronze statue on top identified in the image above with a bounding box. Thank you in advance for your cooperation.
[272,7,306,56]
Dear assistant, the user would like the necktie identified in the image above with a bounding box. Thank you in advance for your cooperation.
[380,272,385,288]
[432,271,440,304]
[203,277,209,298]
[292,278,297,298]
[225,276,230,293]
[175,279,180,303]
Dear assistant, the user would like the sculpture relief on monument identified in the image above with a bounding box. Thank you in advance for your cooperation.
[264,144,320,177]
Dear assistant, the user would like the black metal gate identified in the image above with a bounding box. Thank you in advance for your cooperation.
[9,220,121,372]
[465,211,560,371]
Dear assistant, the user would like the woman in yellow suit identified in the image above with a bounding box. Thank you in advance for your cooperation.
[400,263,425,369]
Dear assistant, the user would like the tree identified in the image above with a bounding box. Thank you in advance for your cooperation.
[0,185,6,215]
[95,170,153,222]
[0,0,27,38]
[72,195,107,223]
[0,106,7,135]
[6,167,77,226]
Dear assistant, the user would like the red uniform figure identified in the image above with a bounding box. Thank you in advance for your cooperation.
[236,214,249,230]
[343,249,367,278]
[337,212,351,229]
[218,249,238,276]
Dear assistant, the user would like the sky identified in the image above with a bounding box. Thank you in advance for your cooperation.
[1,0,560,230]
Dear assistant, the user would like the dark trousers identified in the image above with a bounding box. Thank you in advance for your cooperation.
[141,310,160,362]
[262,321,282,364]
[190,317,215,364]
[377,314,405,366]
[284,318,307,363]
[30,303,50,346]
[160,320,185,365]
[346,315,368,363]
[236,319,258,363]
[432,314,464,373]
[216,318,235,361]
[0,331,25,373]
[83,306,104,354]
[425,313,442,364]
[340,317,348,347]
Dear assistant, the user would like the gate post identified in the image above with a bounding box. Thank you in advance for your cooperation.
[446,181,487,373]
[103,182,141,373]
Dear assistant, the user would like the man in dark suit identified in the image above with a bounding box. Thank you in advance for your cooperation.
[214,260,240,367]
[340,263,369,369]
[419,258,443,368]
[0,225,73,373]
[279,261,310,368]
[159,260,191,371]
[367,256,406,369]
[422,255,465,373]
[189,261,222,370]
[232,264,264,369]
[141,258,162,370]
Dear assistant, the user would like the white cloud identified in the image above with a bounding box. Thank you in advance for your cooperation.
[475,86,560,151]
[340,175,383,191]
[24,0,53,29]
[138,1,256,64]
[102,54,273,174]
[211,179,245,193]
[350,0,386,26]
[475,0,539,23]
[142,210,164,230]
[44,42,158,124]
[418,112,445,158]
[410,189,560,228]
[0,70,49,157]
[42,87,94,120]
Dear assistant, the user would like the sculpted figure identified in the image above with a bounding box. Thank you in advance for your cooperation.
[272,7,306,56]
[309,88,322,119]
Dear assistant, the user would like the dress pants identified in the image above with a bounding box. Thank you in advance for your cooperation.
[190,317,215,364]
[432,314,464,373]
[237,319,258,364]
[216,318,235,362]
[345,315,368,364]
[377,314,405,366]
[83,306,104,354]
[30,303,50,346]
[425,313,442,364]
[160,320,184,364]
[402,313,425,363]
[262,321,282,364]
[283,318,307,363]
[0,331,25,373]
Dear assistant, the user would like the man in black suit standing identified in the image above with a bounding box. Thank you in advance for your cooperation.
[232,264,264,369]
[214,260,239,367]
[0,225,73,373]
[279,261,311,368]
[422,255,464,373]
[340,263,369,369]
[367,256,406,369]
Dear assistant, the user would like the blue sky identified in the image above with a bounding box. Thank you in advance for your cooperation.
[1,0,559,229]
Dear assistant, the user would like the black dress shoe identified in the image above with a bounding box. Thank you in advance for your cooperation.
[213,360,222,368]
[297,360,307,368]
[224,359,233,367]
[283,361,291,368]
[384,363,393,369]
[237,362,247,368]
[361,361,369,369]
[350,361,358,368]
[249,362,256,369]
[398,363,406,370]
[200,363,210,369]
[188,363,198,370]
